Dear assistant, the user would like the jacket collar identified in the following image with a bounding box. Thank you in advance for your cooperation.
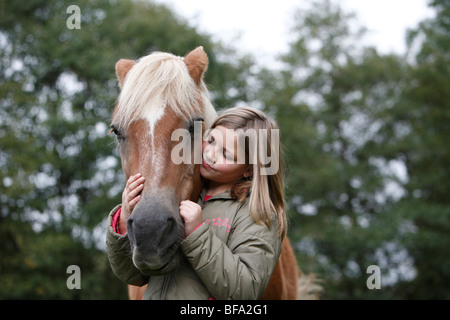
[198,187,234,203]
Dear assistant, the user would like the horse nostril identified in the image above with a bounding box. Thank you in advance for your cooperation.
[157,217,176,247]
[127,217,133,230]
[166,217,174,232]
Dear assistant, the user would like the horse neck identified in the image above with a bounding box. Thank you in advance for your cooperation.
[189,171,204,202]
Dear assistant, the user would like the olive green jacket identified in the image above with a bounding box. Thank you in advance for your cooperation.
[105,189,282,300]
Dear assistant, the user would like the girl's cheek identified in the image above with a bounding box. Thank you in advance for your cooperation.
[202,141,208,154]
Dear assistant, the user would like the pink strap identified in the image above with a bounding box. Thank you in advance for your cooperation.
[192,223,203,234]
[112,207,125,235]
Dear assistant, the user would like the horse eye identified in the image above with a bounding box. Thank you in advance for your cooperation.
[188,123,195,134]
[110,125,125,141]
[188,117,204,134]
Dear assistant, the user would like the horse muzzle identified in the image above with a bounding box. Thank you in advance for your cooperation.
[126,194,183,276]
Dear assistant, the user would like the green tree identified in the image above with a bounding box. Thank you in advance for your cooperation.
[0,0,254,299]
[257,0,449,299]
[385,0,450,299]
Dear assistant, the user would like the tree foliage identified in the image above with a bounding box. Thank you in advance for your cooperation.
[0,0,252,299]
[1,0,448,299]
[256,0,449,299]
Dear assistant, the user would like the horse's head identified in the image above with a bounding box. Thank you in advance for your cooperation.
[111,47,216,275]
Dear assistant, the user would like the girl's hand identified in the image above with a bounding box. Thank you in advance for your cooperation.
[179,200,203,237]
[119,173,145,233]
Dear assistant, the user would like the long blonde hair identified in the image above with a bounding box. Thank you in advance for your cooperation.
[210,106,287,238]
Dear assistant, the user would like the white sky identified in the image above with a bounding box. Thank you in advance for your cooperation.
[156,0,435,63]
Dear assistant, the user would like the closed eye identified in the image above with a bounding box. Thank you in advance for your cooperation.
[188,116,204,134]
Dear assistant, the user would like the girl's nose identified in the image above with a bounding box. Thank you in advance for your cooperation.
[203,145,216,163]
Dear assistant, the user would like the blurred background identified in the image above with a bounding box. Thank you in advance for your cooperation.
[0,0,448,299]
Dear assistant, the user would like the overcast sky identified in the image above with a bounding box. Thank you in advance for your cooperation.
[156,0,435,63]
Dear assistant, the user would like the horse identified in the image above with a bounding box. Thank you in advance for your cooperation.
[111,46,300,299]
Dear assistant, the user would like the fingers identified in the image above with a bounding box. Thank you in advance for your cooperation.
[128,194,141,209]
[127,180,144,202]
[179,200,202,237]
[123,173,145,212]
[126,174,144,195]
[179,200,201,218]
[127,173,144,190]
[126,173,140,186]
[180,200,198,209]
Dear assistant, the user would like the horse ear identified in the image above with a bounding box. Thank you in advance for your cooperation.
[115,59,136,89]
[184,46,208,85]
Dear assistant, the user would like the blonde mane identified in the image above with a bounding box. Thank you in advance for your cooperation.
[114,51,216,132]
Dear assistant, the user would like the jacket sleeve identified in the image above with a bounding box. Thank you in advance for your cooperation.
[105,205,149,287]
[180,210,282,300]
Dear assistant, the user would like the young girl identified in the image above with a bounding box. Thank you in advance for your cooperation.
[106,106,287,299]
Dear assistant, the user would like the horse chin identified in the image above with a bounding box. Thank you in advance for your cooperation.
[132,250,181,276]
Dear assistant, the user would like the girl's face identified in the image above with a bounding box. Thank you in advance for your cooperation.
[200,126,251,184]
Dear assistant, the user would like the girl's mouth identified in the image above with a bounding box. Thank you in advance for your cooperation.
[202,159,212,170]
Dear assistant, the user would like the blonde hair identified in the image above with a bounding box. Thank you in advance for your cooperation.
[115,51,217,131]
[211,106,287,238]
